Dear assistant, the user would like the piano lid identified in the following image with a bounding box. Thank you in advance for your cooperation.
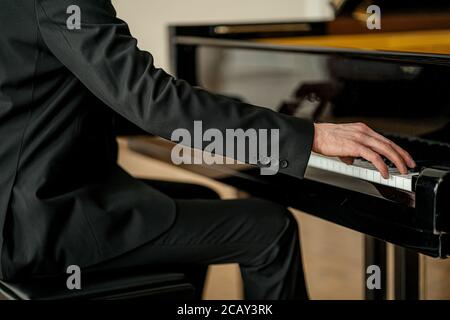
[255,0,450,56]
[255,29,450,55]
[331,0,450,17]
[326,0,450,36]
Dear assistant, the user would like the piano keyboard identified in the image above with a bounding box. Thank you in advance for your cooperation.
[307,153,419,192]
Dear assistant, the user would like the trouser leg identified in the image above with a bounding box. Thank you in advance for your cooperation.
[140,179,218,298]
[240,210,307,300]
[88,197,308,300]
[138,179,221,200]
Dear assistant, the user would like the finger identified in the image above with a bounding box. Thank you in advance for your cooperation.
[348,126,408,174]
[363,136,408,175]
[339,156,354,165]
[358,146,389,178]
[388,141,416,168]
[369,134,416,168]
[364,128,416,168]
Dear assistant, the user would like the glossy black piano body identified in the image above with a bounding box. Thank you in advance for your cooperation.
[165,50,450,259]
[121,0,450,299]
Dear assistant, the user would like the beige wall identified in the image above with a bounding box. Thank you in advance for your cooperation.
[111,0,332,71]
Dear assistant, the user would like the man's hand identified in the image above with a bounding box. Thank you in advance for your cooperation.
[312,123,416,179]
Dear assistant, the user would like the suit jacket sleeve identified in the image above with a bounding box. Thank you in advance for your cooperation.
[35,0,314,178]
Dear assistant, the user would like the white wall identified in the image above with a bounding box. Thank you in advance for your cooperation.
[112,0,332,71]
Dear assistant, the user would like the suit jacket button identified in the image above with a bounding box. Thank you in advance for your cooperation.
[280,159,289,169]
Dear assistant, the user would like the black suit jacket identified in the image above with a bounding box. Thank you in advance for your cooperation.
[0,0,314,280]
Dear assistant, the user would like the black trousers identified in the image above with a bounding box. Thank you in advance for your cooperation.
[86,180,309,300]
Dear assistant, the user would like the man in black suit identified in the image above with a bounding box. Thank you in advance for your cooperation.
[0,0,415,299]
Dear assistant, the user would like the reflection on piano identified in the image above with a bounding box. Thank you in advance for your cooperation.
[121,0,450,300]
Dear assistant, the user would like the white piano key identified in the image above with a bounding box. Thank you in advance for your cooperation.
[366,170,374,182]
[388,176,394,185]
[373,171,381,184]
[346,165,353,176]
[395,176,403,190]
[360,169,367,180]
[307,153,415,192]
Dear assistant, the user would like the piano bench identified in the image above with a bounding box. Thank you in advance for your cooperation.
[0,266,196,300]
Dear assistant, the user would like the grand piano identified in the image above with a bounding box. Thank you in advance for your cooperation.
[121,0,450,299]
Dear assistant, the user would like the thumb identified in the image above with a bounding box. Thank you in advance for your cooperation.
[339,157,355,165]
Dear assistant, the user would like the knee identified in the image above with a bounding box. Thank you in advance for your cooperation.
[249,199,298,237]
[240,200,299,266]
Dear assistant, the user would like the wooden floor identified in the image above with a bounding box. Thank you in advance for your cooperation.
[117,139,450,300]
